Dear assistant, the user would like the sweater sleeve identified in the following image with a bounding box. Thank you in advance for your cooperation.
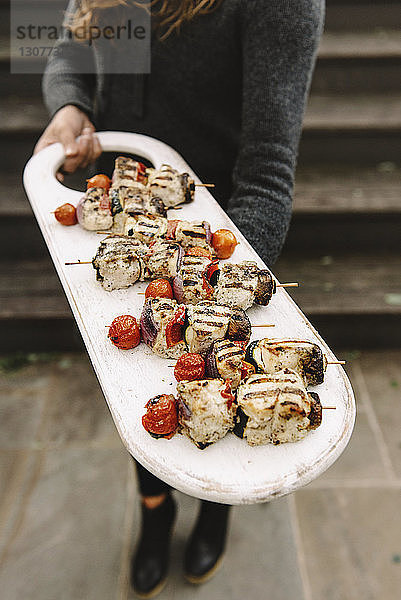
[226,0,324,266]
[42,0,96,120]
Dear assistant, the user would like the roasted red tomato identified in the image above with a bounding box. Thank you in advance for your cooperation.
[165,306,186,348]
[166,219,181,239]
[205,259,219,283]
[221,379,235,409]
[136,162,147,182]
[212,229,238,259]
[241,361,255,380]
[186,247,213,260]
[142,394,178,439]
[108,315,140,349]
[86,174,111,192]
[54,203,78,226]
[145,279,174,300]
[174,353,205,382]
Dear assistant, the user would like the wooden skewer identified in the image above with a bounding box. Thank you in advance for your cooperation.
[65,261,92,265]
[252,324,275,328]
[327,360,346,365]
[276,282,299,288]
[322,406,337,410]
[195,183,215,188]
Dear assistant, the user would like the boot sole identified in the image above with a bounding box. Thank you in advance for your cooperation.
[184,554,224,585]
[133,577,167,600]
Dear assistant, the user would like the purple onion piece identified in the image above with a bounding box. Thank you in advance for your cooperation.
[76,196,86,226]
[203,221,212,245]
[205,345,219,378]
[177,397,192,422]
[176,245,184,273]
[172,274,184,303]
[140,299,159,347]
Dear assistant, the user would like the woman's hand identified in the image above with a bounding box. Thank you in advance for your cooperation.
[34,105,102,182]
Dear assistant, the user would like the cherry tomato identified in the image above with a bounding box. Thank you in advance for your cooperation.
[174,353,205,382]
[87,174,111,192]
[54,203,77,226]
[186,247,213,260]
[142,394,178,439]
[145,279,174,300]
[212,229,238,259]
[108,315,140,349]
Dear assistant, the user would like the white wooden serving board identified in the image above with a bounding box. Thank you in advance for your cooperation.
[24,131,355,505]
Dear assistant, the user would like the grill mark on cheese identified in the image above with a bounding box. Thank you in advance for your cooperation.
[181,230,206,239]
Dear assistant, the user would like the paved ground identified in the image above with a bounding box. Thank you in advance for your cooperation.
[0,350,400,600]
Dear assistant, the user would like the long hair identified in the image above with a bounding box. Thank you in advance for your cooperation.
[69,1,223,40]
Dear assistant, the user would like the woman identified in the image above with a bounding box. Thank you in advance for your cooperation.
[35,1,324,597]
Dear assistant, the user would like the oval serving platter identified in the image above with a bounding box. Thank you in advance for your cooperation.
[23,131,356,504]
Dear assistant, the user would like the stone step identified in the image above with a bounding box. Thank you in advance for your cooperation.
[1,164,400,258]
[1,253,400,351]
[3,92,400,133]
[1,28,401,94]
[274,251,401,349]
[4,164,400,218]
[2,0,401,31]
[325,1,401,32]
[1,92,400,166]
[313,30,401,93]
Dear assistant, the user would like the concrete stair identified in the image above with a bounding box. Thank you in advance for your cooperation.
[1,0,400,350]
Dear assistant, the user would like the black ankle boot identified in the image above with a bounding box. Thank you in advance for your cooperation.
[184,501,231,584]
[131,493,176,599]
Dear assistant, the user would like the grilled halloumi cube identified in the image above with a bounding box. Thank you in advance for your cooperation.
[140,297,187,359]
[146,240,184,280]
[235,369,314,445]
[214,261,259,310]
[112,157,146,187]
[173,255,214,305]
[177,379,236,448]
[205,339,245,390]
[124,214,168,244]
[92,236,148,291]
[246,339,327,386]
[147,164,195,207]
[77,187,113,231]
[185,301,231,356]
[174,220,211,250]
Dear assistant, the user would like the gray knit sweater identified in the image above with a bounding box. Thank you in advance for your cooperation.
[43,0,324,266]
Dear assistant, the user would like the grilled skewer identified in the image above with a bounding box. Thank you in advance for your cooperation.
[140,299,251,359]
[205,339,246,390]
[213,261,296,309]
[245,339,343,386]
[146,164,195,207]
[177,379,236,449]
[92,236,149,291]
[234,369,322,445]
[76,187,113,231]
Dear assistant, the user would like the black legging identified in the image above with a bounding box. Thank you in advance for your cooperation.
[134,460,172,496]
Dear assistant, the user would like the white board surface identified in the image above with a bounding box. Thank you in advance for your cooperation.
[23,131,355,504]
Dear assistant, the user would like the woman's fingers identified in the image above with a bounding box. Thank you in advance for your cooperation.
[62,132,90,172]
[78,132,94,169]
